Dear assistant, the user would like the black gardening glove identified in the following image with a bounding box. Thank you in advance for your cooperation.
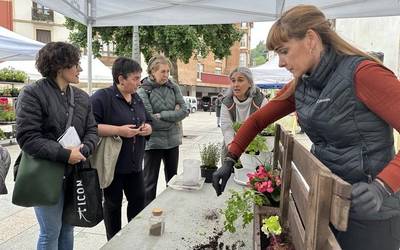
[212,155,236,196]
[351,180,391,216]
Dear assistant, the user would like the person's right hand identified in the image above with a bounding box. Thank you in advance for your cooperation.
[212,158,235,196]
[118,124,141,138]
[68,145,86,165]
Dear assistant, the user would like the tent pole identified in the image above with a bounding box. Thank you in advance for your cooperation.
[132,26,141,65]
[87,0,93,94]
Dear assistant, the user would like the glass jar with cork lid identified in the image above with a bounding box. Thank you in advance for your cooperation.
[149,208,165,236]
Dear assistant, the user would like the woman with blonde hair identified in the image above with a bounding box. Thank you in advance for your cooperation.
[213,5,400,249]
[138,55,188,205]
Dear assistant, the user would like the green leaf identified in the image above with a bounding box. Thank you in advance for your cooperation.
[261,216,282,237]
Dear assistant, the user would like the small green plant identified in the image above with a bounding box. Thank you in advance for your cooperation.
[233,122,268,155]
[0,110,16,121]
[0,87,20,97]
[262,215,293,249]
[261,124,276,136]
[199,142,221,169]
[222,189,263,233]
[0,128,5,139]
[0,67,28,83]
[261,215,282,237]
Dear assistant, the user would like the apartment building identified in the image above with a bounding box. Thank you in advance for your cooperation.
[178,22,252,97]
[0,0,69,43]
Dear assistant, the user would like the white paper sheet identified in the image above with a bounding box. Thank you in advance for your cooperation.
[58,126,81,148]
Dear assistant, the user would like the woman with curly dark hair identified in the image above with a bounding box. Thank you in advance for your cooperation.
[16,42,98,250]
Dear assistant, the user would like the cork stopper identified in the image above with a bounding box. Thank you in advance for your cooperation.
[152,208,163,216]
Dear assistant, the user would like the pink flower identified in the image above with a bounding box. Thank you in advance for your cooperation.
[256,167,268,179]
[266,181,274,193]
[275,177,281,186]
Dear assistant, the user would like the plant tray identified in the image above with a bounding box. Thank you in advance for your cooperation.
[0,121,16,125]
[167,174,205,191]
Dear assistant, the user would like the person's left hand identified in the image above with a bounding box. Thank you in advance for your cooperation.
[351,180,390,215]
[138,123,152,136]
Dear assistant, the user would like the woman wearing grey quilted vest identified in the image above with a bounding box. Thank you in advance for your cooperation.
[213,5,400,250]
[138,55,189,205]
[220,67,267,159]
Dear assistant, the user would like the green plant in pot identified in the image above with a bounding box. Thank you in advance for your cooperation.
[261,123,276,137]
[199,142,221,183]
[222,164,282,248]
[232,122,268,157]
[232,122,270,185]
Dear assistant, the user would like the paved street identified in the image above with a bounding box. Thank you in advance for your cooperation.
[0,111,308,250]
[0,111,227,250]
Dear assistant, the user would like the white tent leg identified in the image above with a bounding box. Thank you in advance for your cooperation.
[87,0,93,94]
[132,26,141,65]
[87,22,92,94]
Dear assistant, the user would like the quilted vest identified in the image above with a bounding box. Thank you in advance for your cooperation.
[295,47,399,220]
[222,87,265,121]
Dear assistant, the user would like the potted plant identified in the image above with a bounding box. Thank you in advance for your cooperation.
[261,124,276,137]
[262,216,293,250]
[0,67,28,83]
[232,122,271,184]
[222,164,282,249]
[199,142,221,183]
[222,164,281,231]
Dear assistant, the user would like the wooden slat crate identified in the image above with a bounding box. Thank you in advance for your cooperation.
[253,124,352,250]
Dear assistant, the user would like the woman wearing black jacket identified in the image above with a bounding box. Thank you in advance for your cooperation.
[16,42,98,250]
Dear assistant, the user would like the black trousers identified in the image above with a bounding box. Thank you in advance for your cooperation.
[103,171,145,240]
[332,216,400,250]
[143,146,179,205]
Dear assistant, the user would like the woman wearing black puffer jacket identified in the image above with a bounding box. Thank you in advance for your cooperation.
[16,42,98,250]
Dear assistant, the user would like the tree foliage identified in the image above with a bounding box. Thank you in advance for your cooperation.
[64,18,242,83]
[250,40,267,66]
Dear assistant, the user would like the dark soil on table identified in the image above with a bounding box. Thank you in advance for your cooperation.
[192,227,246,250]
[204,209,219,220]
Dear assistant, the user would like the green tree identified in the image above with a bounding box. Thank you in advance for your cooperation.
[250,40,267,66]
[64,19,242,83]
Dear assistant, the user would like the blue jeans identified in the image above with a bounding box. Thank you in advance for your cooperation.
[34,192,74,250]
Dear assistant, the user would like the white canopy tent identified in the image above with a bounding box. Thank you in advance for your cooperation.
[252,55,293,89]
[0,55,113,84]
[35,0,400,26]
[0,26,44,61]
[34,0,400,93]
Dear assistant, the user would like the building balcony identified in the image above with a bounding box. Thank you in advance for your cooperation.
[31,7,54,22]
[200,72,230,87]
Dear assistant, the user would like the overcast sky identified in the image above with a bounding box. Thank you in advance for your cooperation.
[251,21,274,49]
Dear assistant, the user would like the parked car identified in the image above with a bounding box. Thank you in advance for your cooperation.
[183,96,198,113]
[201,96,211,111]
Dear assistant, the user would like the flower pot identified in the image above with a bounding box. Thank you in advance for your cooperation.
[234,152,273,185]
[200,166,216,183]
[253,204,280,250]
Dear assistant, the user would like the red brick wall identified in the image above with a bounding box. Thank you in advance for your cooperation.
[0,0,13,30]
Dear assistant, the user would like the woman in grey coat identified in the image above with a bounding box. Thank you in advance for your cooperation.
[138,55,189,205]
